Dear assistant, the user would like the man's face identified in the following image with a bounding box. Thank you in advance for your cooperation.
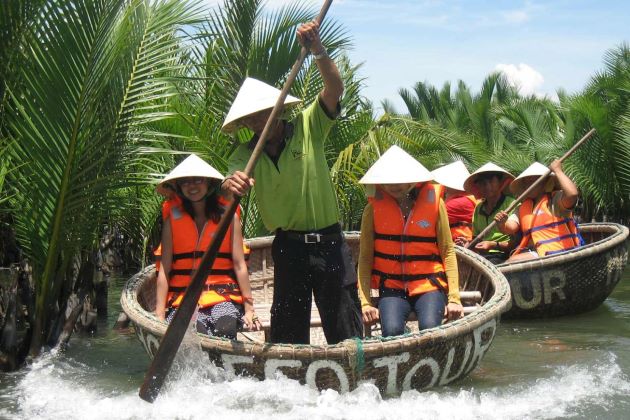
[241,109,273,134]
[474,175,503,199]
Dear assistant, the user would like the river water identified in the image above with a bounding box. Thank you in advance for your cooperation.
[1,267,629,420]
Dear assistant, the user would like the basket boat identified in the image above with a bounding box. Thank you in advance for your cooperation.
[497,223,629,319]
[121,233,511,395]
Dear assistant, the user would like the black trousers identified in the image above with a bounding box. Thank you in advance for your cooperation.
[270,224,363,344]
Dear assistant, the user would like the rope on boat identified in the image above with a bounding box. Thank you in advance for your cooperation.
[345,337,365,378]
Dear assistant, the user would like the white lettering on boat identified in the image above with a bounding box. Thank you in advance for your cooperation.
[135,325,160,358]
[305,360,349,393]
[371,319,496,395]
[265,359,302,378]
[464,318,497,375]
[402,357,440,391]
[221,354,253,378]
[372,353,410,395]
[440,339,472,385]
[135,320,497,394]
[511,270,566,309]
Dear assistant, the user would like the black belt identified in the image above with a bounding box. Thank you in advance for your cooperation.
[278,228,343,244]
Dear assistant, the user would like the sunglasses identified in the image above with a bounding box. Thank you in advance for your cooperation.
[177,177,206,187]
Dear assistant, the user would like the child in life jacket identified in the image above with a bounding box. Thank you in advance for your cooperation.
[431,160,478,246]
[357,146,463,337]
[495,159,582,262]
[154,154,261,339]
[462,162,516,264]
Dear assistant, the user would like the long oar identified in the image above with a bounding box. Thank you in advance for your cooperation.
[138,0,334,403]
[466,128,596,249]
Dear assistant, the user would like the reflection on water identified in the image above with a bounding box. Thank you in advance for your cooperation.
[1,269,630,419]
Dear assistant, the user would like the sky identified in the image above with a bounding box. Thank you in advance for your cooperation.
[206,0,629,111]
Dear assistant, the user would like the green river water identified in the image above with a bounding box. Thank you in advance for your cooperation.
[1,267,629,419]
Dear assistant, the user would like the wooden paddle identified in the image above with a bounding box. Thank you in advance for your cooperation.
[138,0,334,403]
[466,128,596,250]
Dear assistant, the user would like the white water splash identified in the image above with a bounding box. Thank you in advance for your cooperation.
[1,352,629,420]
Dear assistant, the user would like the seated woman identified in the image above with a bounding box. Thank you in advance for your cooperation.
[462,163,516,264]
[431,160,478,246]
[495,160,583,262]
[357,146,463,337]
[155,154,261,339]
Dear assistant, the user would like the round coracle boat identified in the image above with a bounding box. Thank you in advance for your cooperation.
[121,233,511,396]
[497,223,629,319]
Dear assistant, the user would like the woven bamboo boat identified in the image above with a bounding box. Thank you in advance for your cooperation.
[498,223,629,319]
[121,233,511,395]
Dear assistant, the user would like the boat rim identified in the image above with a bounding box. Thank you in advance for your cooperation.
[121,235,511,359]
[496,222,629,274]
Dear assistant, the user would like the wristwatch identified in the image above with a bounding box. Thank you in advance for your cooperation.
[312,49,328,60]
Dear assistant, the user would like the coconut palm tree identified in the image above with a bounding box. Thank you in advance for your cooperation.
[0,0,205,364]
[560,44,630,222]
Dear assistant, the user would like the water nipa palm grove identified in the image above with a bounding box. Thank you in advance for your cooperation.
[1,0,629,404]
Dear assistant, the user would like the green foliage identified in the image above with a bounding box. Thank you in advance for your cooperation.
[1,0,628,364]
[1,0,205,355]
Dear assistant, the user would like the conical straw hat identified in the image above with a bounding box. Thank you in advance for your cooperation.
[431,160,470,192]
[463,162,514,196]
[157,154,224,196]
[510,162,556,195]
[359,145,433,184]
[222,77,302,133]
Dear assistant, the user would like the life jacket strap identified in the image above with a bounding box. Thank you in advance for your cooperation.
[167,282,241,307]
[169,268,237,278]
[168,282,240,294]
[374,232,437,243]
[373,250,442,262]
[535,233,581,248]
[523,218,573,236]
[378,273,447,297]
[171,251,232,261]
[372,269,446,282]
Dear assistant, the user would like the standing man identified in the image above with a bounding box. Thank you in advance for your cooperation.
[221,21,362,344]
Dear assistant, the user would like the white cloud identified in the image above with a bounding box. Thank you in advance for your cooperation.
[495,63,544,97]
[502,10,529,24]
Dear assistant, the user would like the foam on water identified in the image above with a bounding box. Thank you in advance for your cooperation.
[1,349,629,420]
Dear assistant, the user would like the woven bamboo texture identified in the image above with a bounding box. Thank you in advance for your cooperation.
[498,223,629,319]
[121,232,511,395]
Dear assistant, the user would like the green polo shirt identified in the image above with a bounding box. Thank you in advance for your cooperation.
[472,194,515,253]
[228,100,339,232]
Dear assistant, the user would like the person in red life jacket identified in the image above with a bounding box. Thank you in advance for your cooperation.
[461,163,516,264]
[431,160,478,246]
[495,160,582,262]
[154,154,261,339]
[357,146,463,337]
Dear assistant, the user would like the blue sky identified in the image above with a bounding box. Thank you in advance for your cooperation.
[208,0,629,111]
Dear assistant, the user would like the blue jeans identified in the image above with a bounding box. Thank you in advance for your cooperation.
[378,291,446,337]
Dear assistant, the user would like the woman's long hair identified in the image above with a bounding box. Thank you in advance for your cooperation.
[176,180,224,223]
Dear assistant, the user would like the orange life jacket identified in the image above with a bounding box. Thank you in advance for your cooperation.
[166,204,243,308]
[154,196,244,271]
[515,193,583,257]
[154,197,182,272]
[447,195,477,242]
[370,183,448,297]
